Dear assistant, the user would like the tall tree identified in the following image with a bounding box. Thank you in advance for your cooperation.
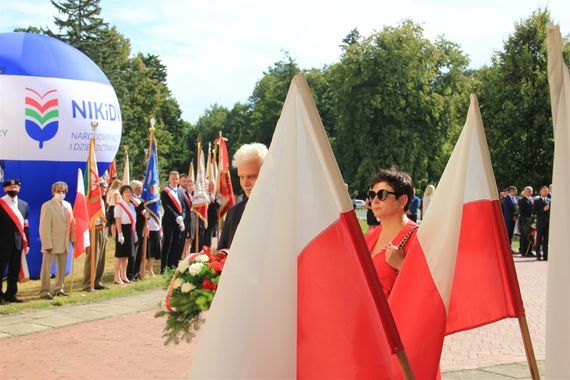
[329,21,472,194]
[51,0,107,54]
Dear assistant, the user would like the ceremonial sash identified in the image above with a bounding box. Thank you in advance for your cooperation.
[164,187,182,214]
[132,197,146,215]
[117,201,136,232]
[182,192,192,212]
[0,198,28,250]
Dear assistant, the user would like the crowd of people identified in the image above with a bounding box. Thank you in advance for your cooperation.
[0,142,268,304]
[501,185,552,260]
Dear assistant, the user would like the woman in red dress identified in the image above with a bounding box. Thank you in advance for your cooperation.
[365,168,418,298]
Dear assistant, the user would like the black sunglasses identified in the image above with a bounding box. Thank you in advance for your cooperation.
[368,189,400,201]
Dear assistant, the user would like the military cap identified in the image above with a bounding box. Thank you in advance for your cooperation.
[2,178,21,187]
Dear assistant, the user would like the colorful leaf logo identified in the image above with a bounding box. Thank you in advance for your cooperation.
[25,88,59,149]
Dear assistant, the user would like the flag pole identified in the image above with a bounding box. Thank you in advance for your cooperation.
[141,219,148,279]
[194,210,199,253]
[89,122,98,291]
[518,315,540,380]
[396,351,415,380]
[69,249,75,293]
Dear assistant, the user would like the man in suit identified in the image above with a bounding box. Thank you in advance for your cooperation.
[501,186,518,250]
[39,181,76,299]
[0,179,29,304]
[518,186,535,257]
[218,143,268,250]
[161,171,186,272]
[534,185,551,261]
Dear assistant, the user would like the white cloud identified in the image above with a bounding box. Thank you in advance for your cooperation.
[2,0,570,122]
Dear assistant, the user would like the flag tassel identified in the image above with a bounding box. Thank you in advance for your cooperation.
[518,315,540,380]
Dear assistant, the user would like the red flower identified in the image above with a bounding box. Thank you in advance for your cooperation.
[209,261,224,272]
[202,279,217,291]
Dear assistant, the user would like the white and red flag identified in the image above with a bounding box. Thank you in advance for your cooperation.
[73,168,90,258]
[546,24,570,379]
[214,133,235,218]
[190,74,404,379]
[192,142,209,226]
[389,94,525,378]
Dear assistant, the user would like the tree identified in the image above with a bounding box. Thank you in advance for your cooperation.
[477,8,569,190]
[329,20,472,194]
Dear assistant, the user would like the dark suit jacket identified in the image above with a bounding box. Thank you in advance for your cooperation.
[132,196,146,238]
[502,195,518,220]
[533,196,551,228]
[160,186,186,228]
[0,198,30,252]
[518,196,534,219]
[217,197,247,250]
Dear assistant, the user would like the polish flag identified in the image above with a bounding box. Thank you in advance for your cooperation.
[546,24,570,379]
[190,74,403,379]
[389,95,525,378]
[73,168,90,258]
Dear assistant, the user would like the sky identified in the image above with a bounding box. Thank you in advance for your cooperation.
[1,0,569,123]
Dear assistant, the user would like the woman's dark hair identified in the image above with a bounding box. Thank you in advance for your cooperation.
[370,167,414,211]
[119,185,133,196]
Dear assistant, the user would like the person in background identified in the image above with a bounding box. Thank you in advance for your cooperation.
[422,184,435,219]
[365,196,380,232]
[218,143,268,250]
[83,181,108,292]
[161,171,186,271]
[517,186,535,257]
[39,181,76,299]
[106,179,122,239]
[501,186,518,250]
[203,179,220,248]
[127,180,145,281]
[114,185,137,284]
[534,186,551,261]
[0,179,29,304]
[406,188,421,222]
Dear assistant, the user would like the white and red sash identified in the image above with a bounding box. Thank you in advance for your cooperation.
[164,187,182,214]
[0,198,28,250]
[117,200,136,232]
[0,198,29,281]
[131,196,146,216]
[182,192,192,212]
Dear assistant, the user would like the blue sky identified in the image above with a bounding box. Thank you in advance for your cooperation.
[1,0,569,123]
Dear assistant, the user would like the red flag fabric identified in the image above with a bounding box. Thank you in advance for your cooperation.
[214,134,235,218]
[190,74,400,379]
[73,168,90,258]
[389,95,525,379]
[86,138,104,226]
[107,159,117,186]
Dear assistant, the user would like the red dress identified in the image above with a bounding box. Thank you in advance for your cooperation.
[365,220,418,298]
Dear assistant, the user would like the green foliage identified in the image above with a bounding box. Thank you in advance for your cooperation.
[329,20,473,194]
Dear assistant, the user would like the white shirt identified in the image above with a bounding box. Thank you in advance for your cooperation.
[147,216,161,231]
[114,200,136,225]
[1,194,24,228]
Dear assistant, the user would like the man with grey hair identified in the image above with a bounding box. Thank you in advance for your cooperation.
[39,181,76,299]
[217,143,268,250]
[518,186,535,256]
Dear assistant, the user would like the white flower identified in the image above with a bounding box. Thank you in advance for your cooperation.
[177,259,190,273]
[188,262,203,276]
[173,278,184,289]
[195,254,209,263]
[181,282,196,293]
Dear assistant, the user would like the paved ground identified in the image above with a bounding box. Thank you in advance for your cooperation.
[0,256,546,379]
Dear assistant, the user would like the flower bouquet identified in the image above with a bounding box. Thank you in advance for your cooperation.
[155,247,227,345]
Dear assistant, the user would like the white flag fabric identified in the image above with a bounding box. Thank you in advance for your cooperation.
[546,24,570,380]
[189,74,397,379]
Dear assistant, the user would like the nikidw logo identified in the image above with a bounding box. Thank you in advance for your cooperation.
[25,88,59,149]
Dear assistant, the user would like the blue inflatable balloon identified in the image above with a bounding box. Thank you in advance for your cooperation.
[0,33,122,279]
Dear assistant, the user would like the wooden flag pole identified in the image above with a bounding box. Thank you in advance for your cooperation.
[194,210,199,253]
[69,250,75,294]
[396,350,415,380]
[518,315,540,380]
[141,218,148,279]
[89,225,96,290]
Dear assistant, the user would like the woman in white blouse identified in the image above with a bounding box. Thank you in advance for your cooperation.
[114,185,137,284]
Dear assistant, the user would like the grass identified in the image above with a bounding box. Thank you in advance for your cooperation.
[1,239,167,315]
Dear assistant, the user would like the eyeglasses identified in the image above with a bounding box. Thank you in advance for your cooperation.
[368,189,400,201]
[54,190,67,194]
